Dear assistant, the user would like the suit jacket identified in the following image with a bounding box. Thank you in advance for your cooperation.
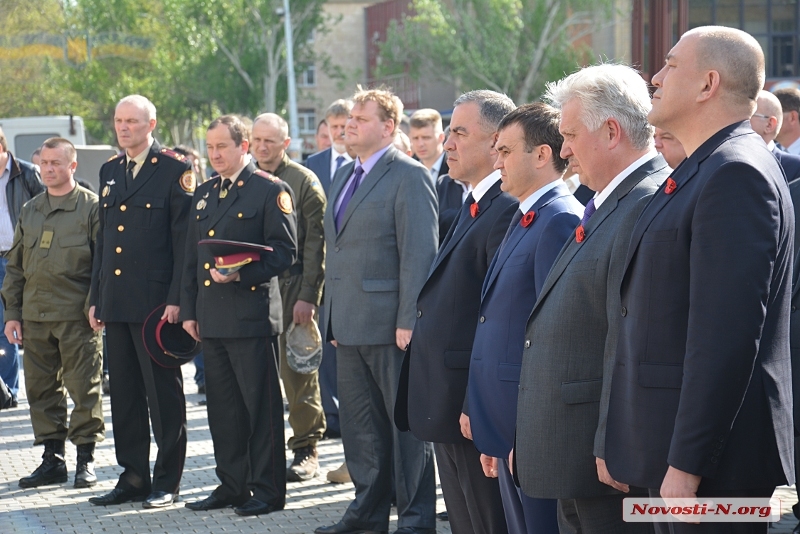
[91,141,192,322]
[323,146,438,346]
[180,162,297,338]
[394,179,518,443]
[774,146,800,182]
[515,156,668,499]
[468,182,583,459]
[789,178,800,434]
[436,172,464,245]
[605,122,795,491]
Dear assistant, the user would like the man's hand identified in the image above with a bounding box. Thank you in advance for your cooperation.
[331,340,338,348]
[660,466,701,499]
[660,466,702,524]
[183,320,201,342]
[596,457,630,493]
[5,321,22,344]
[89,306,104,331]
[459,413,472,440]
[161,305,180,324]
[396,328,412,351]
[210,268,241,284]
[293,300,316,324]
[480,454,498,478]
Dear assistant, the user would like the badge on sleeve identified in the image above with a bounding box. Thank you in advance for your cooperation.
[180,170,196,193]
[277,191,293,214]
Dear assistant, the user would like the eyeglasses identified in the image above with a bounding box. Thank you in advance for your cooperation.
[751,113,772,120]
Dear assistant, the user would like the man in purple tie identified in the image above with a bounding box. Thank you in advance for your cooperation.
[317,88,439,534]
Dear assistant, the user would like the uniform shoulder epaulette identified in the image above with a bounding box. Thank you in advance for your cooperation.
[254,169,280,183]
[160,148,186,162]
[107,152,124,162]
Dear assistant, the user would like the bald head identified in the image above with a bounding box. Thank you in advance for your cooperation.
[687,26,764,113]
[751,90,783,144]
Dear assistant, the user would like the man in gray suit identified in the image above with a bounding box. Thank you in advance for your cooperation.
[512,64,669,533]
[316,87,438,534]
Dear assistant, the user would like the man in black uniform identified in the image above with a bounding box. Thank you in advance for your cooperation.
[88,94,194,508]
[181,115,297,516]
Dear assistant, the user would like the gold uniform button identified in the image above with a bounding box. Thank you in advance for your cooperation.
[204,263,210,270]
[114,269,121,276]
[120,205,127,212]
[146,203,151,208]
[204,280,211,287]
[118,225,124,232]
[116,247,122,253]
[208,229,215,236]
[238,213,243,218]
[251,286,256,291]
[103,203,108,208]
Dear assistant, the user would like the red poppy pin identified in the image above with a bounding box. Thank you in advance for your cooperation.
[521,211,535,228]
[470,203,479,218]
[576,225,586,243]
[664,177,677,195]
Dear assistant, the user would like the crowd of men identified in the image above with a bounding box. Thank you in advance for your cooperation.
[2,23,800,534]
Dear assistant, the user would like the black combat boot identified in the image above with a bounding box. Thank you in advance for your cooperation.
[19,439,68,488]
[74,443,97,488]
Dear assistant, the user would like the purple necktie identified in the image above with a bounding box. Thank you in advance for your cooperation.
[335,165,365,232]
[580,198,596,227]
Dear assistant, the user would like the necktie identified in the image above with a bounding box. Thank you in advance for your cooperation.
[335,155,345,175]
[580,198,596,227]
[498,209,524,253]
[452,193,475,231]
[335,166,365,231]
[219,178,232,199]
[125,159,136,190]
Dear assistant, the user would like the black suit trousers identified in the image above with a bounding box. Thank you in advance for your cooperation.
[434,439,507,534]
[204,336,286,507]
[105,322,186,493]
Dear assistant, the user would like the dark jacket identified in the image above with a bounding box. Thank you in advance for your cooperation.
[6,153,45,231]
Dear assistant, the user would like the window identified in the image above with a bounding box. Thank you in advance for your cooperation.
[298,65,315,87]
[298,109,316,134]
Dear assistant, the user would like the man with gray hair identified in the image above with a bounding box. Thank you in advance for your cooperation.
[88,94,194,508]
[251,112,327,482]
[605,27,794,534]
[513,64,668,533]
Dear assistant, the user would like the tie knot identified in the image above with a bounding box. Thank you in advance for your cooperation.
[353,165,364,179]
[580,198,596,227]
[465,192,475,205]
[126,159,136,171]
[336,155,345,164]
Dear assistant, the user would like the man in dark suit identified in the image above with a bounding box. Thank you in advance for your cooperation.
[181,115,297,516]
[408,109,463,243]
[88,95,193,508]
[468,103,584,533]
[605,27,795,534]
[513,65,667,533]
[305,99,353,451]
[395,90,517,534]
[751,90,800,182]
[316,88,438,534]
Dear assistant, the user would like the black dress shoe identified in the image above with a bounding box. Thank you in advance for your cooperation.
[88,487,148,506]
[143,490,178,508]
[185,494,246,511]
[233,497,281,516]
[392,528,436,534]
[314,521,387,534]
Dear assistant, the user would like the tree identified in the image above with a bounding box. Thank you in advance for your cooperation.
[379,0,614,104]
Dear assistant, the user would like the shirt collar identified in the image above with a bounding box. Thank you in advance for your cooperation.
[430,152,445,175]
[787,137,800,155]
[355,145,391,175]
[767,140,776,151]
[127,139,154,167]
[1,154,11,180]
[221,161,249,182]
[518,178,562,214]
[594,149,658,209]
[471,170,500,202]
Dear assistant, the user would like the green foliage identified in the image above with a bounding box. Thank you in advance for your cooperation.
[379,0,611,104]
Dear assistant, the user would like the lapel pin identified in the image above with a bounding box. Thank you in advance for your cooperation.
[102,186,110,197]
[664,177,677,195]
[197,199,207,210]
[151,157,158,164]
[521,211,535,228]
[237,180,244,187]
[576,225,586,243]
[470,203,479,218]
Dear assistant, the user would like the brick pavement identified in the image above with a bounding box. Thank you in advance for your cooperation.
[1,363,798,532]
[0,364,450,533]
